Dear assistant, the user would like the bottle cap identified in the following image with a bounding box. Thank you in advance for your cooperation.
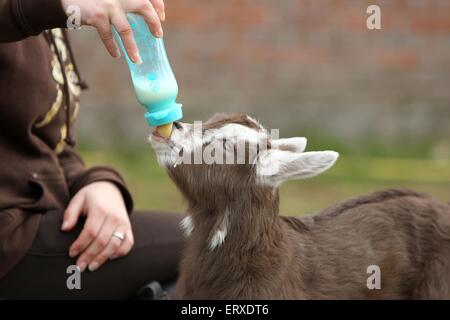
[144,102,183,126]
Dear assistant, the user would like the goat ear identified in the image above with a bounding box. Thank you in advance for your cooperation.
[272,137,307,153]
[256,150,339,186]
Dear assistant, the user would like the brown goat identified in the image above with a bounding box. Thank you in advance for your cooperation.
[149,113,450,299]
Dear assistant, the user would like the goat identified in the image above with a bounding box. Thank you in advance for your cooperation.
[149,113,450,299]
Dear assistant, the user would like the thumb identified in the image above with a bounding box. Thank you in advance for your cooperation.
[62,192,85,231]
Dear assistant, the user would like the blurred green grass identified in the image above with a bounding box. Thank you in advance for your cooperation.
[79,148,450,216]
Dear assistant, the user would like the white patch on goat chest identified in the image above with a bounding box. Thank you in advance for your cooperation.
[209,209,230,250]
[180,215,194,237]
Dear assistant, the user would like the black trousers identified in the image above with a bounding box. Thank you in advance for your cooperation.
[0,209,184,299]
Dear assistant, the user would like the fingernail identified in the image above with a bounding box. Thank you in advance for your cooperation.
[161,12,166,22]
[109,255,118,260]
[88,262,99,272]
[134,53,142,65]
[61,221,69,230]
[116,48,121,58]
[69,250,79,258]
[153,27,163,38]
[77,262,87,272]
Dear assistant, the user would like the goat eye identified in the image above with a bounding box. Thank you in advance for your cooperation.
[173,121,182,129]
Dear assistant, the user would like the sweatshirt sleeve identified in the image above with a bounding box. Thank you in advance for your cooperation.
[58,146,134,214]
[0,0,68,42]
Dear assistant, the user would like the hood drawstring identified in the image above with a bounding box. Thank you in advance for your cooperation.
[62,30,89,90]
[46,30,88,147]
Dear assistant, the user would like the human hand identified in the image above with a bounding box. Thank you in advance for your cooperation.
[62,181,134,272]
[61,0,165,63]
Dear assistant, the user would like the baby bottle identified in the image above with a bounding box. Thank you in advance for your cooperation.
[116,13,182,133]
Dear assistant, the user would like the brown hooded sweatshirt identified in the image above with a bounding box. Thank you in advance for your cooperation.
[0,0,134,278]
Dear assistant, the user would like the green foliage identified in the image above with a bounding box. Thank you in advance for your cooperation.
[79,147,450,216]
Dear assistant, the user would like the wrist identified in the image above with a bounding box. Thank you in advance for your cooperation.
[70,167,134,214]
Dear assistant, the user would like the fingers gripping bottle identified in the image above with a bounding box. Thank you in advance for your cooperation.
[116,13,182,137]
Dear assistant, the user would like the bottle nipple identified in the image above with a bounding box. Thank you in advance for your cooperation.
[156,123,173,138]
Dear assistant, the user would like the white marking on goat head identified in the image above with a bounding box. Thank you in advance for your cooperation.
[245,115,264,130]
[149,114,270,167]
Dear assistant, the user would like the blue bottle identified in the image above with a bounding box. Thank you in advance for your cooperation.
[116,13,182,127]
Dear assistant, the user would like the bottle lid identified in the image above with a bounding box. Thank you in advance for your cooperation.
[144,103,183,126]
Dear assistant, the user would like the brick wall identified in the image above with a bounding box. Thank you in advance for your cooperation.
[72,0,450,150]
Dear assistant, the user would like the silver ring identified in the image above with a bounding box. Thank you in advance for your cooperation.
[112,231,125,241]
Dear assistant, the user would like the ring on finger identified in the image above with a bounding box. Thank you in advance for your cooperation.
[112,230,126,241]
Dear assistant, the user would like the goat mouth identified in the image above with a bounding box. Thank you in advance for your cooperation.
[151,129,170,144]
